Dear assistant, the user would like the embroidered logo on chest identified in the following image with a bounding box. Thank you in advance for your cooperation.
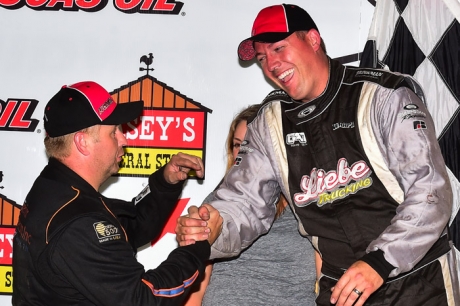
[297,105,316,118]
[286,132,307,147]
[294,158,373,207]
[332,122,355,130]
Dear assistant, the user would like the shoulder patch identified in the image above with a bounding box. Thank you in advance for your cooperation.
[93,221,122,243]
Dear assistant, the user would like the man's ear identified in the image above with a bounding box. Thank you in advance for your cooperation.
[74,132,91,156]
[307,29,322,51]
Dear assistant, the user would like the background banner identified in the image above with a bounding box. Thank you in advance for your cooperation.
[0,0,375,302]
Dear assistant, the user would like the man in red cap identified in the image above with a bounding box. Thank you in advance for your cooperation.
[176,4,459,306]
[13,81,222,305]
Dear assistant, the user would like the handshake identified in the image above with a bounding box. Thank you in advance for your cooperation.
[175,204,223,246]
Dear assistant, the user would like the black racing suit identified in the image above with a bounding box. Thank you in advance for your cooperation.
[13,158,209,305]
[207,59,457,305]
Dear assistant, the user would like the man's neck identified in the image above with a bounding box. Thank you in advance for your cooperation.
[61,158,101,192]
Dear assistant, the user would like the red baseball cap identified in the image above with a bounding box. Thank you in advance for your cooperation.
[44,81,143,137]
[238,4,319,61]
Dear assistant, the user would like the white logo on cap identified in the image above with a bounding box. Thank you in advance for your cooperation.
[99,98,114,115]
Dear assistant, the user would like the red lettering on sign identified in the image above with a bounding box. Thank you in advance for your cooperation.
[114,0,141,10]
[0,99,39,132]
[1,0,180,13]
[0,228,15,265]
[27,0,47,7]
[0,0,20,7]
[9,101,34,128]
[1,0,107,11]
[114,0,183,14]
[75,0,101,9]
[123,110,204,148]
[0,101,17,127]
[152,0,174,10]
[47,0,73,8]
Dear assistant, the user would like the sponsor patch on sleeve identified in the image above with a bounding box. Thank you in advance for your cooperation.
[413,120,427,130]
[93,221,121,243]
[234,156,243,166]
[134,185,151,205]
[398,104,426,122]
[238,140,253,154]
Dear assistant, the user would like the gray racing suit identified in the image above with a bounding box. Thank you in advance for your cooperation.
[207,59,458,305]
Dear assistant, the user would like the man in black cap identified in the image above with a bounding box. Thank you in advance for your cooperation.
[176,4,459,306]
[13,81,222,305]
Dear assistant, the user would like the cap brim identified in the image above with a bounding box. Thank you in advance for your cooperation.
[238,32,293,61]
[102,100,144,125]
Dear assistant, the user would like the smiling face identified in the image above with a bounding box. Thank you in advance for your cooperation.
[254,30,329,102]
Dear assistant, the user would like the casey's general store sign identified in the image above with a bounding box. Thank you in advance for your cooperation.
[121,109,205,175]
[113,74,211,177]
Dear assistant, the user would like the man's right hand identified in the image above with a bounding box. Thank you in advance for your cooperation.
[175,204,222,246]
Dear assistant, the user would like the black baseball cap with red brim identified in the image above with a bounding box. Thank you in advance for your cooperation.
[238,4,319,61]
[44,81,143,137]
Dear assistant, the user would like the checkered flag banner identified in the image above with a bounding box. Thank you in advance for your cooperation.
[360,0,460,249]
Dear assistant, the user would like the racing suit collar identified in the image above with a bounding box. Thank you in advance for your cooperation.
[42,158,101,197]
[284,58,346,124]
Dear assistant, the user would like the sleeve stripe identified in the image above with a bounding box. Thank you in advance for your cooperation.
[141,270,199,297]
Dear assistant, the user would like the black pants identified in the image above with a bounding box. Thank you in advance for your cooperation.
[316,259,449,306]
